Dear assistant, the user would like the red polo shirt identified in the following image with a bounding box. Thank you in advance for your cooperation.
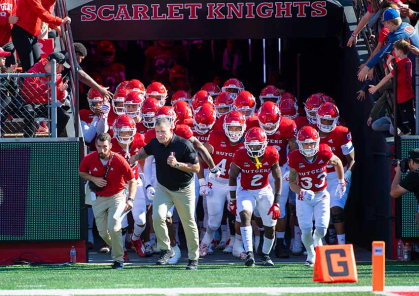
[391,57,414,104]
[79,151,135,197]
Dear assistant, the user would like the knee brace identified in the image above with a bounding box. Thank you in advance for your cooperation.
[331,210,345,224]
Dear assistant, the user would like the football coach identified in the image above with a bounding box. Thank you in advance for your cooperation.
[130,117,200,270]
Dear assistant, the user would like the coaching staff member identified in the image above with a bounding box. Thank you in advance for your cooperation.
[80,133,137,270]
[130,118,200,270]
[391,148,419,228]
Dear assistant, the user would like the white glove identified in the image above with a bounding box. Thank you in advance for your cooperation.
[208,167,221,182]
[199,178,211,196]
[283,171,290,182]
[101,103,110,116]
[344,170,352,185]
[146,185,155,201]
[335,179,346,199]
[299,189,315,202]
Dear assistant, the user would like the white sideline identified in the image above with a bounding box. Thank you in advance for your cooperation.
[0,286,418,295]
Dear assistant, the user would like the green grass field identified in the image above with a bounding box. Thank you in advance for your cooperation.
[0,261,418,296]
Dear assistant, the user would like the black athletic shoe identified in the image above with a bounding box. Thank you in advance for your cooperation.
[185,259,198,270]
[111,261,124,269]
[245,251,255,267]
[156,249,175,265]
[275,238,289,258]
[256,231,265,256]
[261,254,274,266]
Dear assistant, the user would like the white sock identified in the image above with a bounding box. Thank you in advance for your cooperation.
[276,231,285,239]
[301,231,315,258]
[132,224,145,241]
[254,235,260,251]
[202,229,214,245]
[221,225,228,241]
[294,226,302,243]
[313,229,324,248]
[240,226,253,252]
[150,233,156,244]
[235,234,242,242]
[262,237,274,255]
[337,234,346,245]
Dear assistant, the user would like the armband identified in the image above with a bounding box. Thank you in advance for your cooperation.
[229,186,237,191]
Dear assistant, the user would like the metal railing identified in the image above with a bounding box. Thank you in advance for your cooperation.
[0,61,62,138]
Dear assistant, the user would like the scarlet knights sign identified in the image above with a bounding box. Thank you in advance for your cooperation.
[69,0,344,40]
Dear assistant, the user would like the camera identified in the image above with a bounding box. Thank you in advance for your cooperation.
[392,158,410,173]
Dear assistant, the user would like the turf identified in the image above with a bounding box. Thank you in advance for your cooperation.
[0,262,418,290]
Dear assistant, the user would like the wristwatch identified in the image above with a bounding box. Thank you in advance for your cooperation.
[127,197,135,203]
[175,163,180,168]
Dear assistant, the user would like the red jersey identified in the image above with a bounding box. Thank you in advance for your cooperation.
[208,130,244,180]
[378,27,389,47]
[145,44,187,85]
[319,125,353,173]
[79,152,134,197]
[111,133,145,180]
[294,116,310,131]
[98,63,126,93]
[107,109,119,137]
[144,124,193,144]
[136,121,148,135]
[391,57,414,104]
[287,144,333,192]
[213,114,227,131]
[233,146,279,190]
[0,0,15,45]
[193,129,210,144]
[79,109,95,125]
[265,117,297,166]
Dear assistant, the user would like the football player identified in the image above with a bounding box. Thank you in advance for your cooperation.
[171,90,192,107]
[198,110,246,257]
[145,82,168,107]
[288,126,345,267]
[233,91,256,119]
[259,85,281,105]
[201,82,221,98]
[221,78,244,99]
[111,115,148,260]
[140,98,160,134]
[192,90,213,113]
[316,102,355,245]
[258,101,298,258]
[229,127,282,267]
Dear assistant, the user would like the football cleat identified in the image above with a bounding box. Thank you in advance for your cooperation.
[144,242,153,257]
[223,238,234,254]
[244,251,255,267]
[261,254,274,266]
[215,240,226,250]
[168,245,181,265]
[99,244,111,253]
[275,238,289,258]
[305,260,315,267]
[131,234,146,257]
[199,243,210,257]
[232,238,245,258]
[292,240,304,255]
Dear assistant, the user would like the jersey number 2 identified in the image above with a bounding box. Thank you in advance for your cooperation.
[250,174,263,187]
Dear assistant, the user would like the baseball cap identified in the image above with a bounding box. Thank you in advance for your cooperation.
[0,47,11,57]
[409,148,419,160]
[382,8,400,22]
[47,52,70,69]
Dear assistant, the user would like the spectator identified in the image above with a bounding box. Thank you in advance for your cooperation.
[21,51,70,137]
[11,0,71,72]
[358,8,419,81]
[368,39,415,135]
[79,132,137,269]
[0,0,17,67]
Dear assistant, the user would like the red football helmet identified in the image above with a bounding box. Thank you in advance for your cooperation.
[87,88,104,112]
[297,126,320,158]
[113,114,137,145]
[173,100,193,125]
[223,110,246,143]
[214,92,234,118]
[221,78,244,97]
[169,65,188,82]
[192,90,213,113]
[201,82,221,97]
[141,98,160,129]
[280,92,296,103]
[233,91,256,118]
[305,93,328,124]
[145,82,167,106]
[124,91,144,118]
[115,80,129,94]
[112,88,129,115]
[322,94,335,104]
[316,102,340,133]
[194,103,216,135]
[171,90,192,106]
[279,98,298,119]
[245,127,268,158]
[259,85,281,105]
[155,106,177,128]
[126,79,145,97]
[258,101,281,136]
[96,41,115,64]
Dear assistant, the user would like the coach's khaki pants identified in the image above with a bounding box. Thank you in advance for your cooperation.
[92,191,125,263]
[153,181,199,260]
